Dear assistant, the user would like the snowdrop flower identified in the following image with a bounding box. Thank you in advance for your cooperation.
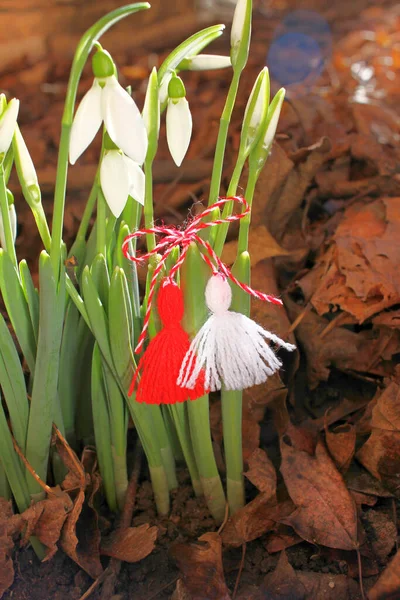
[166,75,192,167]
[0,201,17,249]
[0,98,19,156]
[100,150,145,218]
[69,47,148,166]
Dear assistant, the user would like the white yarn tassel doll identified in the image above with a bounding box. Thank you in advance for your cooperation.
[178,274,296,392]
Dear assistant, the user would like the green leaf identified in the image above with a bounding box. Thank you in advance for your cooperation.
[109,267,135,389]
[81,265,113,366]
[0,314,29,452]
[19,259,39,343]
[0,397,31,513]
[25,252,66,496]
[91,343,118,512]
[0,250,36,373]
[58,302,82,441]
[158,24,225,85]
[90,253,110,313]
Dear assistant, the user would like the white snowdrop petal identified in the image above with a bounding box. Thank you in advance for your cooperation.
[166,98,192,167]
[100,151,130,218]
[0,98,19,155]
[125,156,145,205]
[103,76,148,165]
[188,55,231,71]
[69,81,103,165]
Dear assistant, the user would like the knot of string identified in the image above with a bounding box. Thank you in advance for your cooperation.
[121,196,282,353]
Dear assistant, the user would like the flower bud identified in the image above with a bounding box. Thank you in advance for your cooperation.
[0,98,19,156]
[239,68,269,157]
[230,0,252,72]
[249,88,285,175]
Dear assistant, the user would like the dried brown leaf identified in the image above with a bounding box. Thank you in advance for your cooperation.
[260,550,306,599]
[263,525,302,554]
[244,449,276,497]
[101,523,157,563]
[325,420,356,473]
[362,510,397,563]
[368,550,400,600]
[60,489,102,579]
[280,437,359,550]
[20,491,72,560]
[306,198,400,322]
[171,532,231,600]
[260,551,362,600]
[356,382,400,497]
[221,493,294,548]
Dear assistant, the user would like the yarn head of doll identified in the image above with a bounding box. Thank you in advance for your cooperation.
[205,274,232,315]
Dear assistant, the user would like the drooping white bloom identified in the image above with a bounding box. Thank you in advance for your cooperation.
[100,150,145,218]
[69,76,148,166]
[178,274,296,392]
[0,98,19,155]
[185,54,231,71]
[166,98,192,167]
[0,203,17,249]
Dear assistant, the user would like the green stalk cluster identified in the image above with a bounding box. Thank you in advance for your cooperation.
[0,0,287,543]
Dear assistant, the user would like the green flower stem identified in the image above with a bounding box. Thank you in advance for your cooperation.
[96,189,107,256]
[221,170,259,515]
[182,243,226,523]
[212,154,246,257]
[208,69,241,207]
[74,181,99,247]
[141,156,178,491]
[221,253,250,515]
[168,404,202,496]
[143,158,156,252]
[237,167,258,255]
[0,165,17,267]
[50,2,151,276]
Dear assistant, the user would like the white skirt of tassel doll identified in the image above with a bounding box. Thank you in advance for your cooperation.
[178,311,296,392]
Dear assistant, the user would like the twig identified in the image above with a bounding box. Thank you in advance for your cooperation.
[12,436,56,498]
[217,502,230,535]
[232,543,246,600]
[356,548,366,600]
[391,498,398,552]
